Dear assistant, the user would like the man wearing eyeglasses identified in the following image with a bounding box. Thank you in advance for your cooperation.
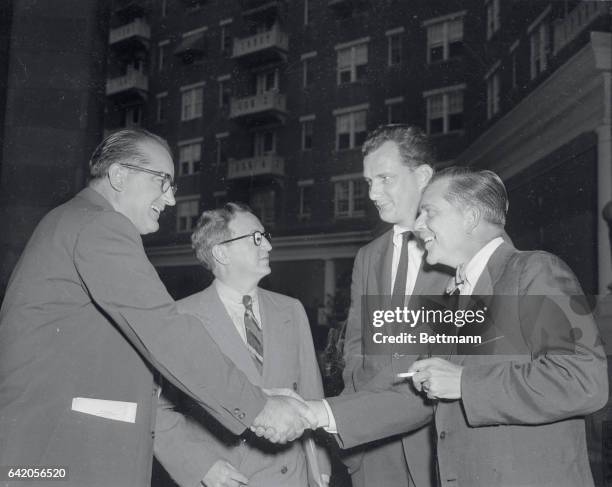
[0,130,314,487]
[155,203,330,487]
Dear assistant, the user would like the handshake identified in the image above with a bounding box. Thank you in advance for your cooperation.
[250,388,330,443]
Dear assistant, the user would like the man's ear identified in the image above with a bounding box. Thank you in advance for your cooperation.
[464,206,481,234]
[212,244,229,266]
[108,163,127,192]
[415,165,434,190]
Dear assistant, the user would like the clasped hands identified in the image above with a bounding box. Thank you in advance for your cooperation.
[250,388,329,443]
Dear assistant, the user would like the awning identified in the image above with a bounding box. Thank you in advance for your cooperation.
[174,33,206,56]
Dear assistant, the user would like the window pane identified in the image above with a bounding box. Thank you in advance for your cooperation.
[354,44,368,64]
[448,91,463,113]
[448,19,463,41]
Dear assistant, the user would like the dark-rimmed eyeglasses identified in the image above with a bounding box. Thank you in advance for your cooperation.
[218,231,272,247]
[119,163,178,195]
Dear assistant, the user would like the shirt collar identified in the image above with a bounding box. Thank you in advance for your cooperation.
[393,224,413,245]
[214,278,258,305]
[461,237,504,288]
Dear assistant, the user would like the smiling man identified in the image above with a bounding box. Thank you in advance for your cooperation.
[0,130,313,487]
[155,203,330,487]
[406,167,608,486]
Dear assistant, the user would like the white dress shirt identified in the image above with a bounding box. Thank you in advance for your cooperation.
[214,279,262,344]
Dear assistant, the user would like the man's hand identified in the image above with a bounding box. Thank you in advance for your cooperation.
[202,460,249,487]
[407,357,463,400]
[250,395,317,443]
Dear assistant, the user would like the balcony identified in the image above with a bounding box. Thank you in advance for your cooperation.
[553,1,609,56]
[109,18,150,49]
[106,69,148,101]
[227,155,285,180]
[232,26,288,64]
[229,92,286,124]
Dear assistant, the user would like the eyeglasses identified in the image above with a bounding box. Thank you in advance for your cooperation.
[119,163,178,195]
[218,231,272,247]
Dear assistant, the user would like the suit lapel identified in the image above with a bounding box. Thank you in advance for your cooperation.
[373,231,393,298]
[472,242,516,296]
[194,287,263,386]
[258,290,291,383]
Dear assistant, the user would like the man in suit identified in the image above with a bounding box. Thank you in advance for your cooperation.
[155,203,330,487]
[310,167,608,486]
[339,125,451,487]
[0,129,313,487]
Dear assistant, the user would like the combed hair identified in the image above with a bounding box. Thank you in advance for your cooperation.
[88,128,171,180]
[431,167,508,226]
[191,202,253,271]
[362,124,435,168]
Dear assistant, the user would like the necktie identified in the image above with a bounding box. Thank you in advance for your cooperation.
[242,295,264,372]
[445,264,467,296]
[391,231,412,309]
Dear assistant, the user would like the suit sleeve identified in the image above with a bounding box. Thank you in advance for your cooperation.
[462,252,608,426]
[154,389,222,487]
[293,300,332,478]
[341,247,365,393]
[327,354,433,449]
[73,211,266,434]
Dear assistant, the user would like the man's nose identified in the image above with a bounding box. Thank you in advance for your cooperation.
[368,182,380,201]
[163,188,176,206]
[262,236,272,251]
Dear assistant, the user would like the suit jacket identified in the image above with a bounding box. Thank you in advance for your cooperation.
[332,242,608,487]
[0,188,266,487]
[155,284,330,487]
[340,229,451,487]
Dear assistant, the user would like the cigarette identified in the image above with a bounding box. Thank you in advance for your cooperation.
[396,372,416,378]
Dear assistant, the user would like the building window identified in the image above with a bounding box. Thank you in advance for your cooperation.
[218,76,231,108]
[298,180,313,219]
[335,106,367,150]
[254,69,279,94]
[156,92,167,123]
[386,28,404,66]
[181,83,204,121]
[300,115,315,150]
[158,40,169,71]
[334,178,367,218]
[122,105,142,128]
[385,97,404,124]
[425,13,465,63]
[336,39,368,84]
[220,20,233,55]
[178,140,202,176]
[486,71,500,119]
[530,22,549,79]
[301,52,316,88]
[177,198,200,232]
[486,0,500,40]
[250,190,275,226]
[252,131,276,156]
[215,133,229,165]
[424,85,465,134]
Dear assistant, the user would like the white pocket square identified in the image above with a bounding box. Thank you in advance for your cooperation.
[71,397,137,423]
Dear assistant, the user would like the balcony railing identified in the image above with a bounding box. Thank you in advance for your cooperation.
[229,92,286,119]
[227,155,285,180]
[106,70,148,96]
[109,18,150,45]
[553,1,609,55]
[232,27,288,59]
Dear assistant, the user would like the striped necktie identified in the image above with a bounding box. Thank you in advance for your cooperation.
[242,295,264,372]
[391,231,412,309]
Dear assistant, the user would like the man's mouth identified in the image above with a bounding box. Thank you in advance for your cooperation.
[151,204,164,218]
[422,236,434,248]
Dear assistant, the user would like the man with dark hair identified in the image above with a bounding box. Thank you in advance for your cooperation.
[155,203,330,487]
[0,129,313,487]
[336,125,451,487]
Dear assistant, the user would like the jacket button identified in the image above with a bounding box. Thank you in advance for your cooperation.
[292,382,298,391]
[439,431,446,439]
[233,408,241,416]
[281,466,288,474]
[238,412,246,420]
[392,353,400,360]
